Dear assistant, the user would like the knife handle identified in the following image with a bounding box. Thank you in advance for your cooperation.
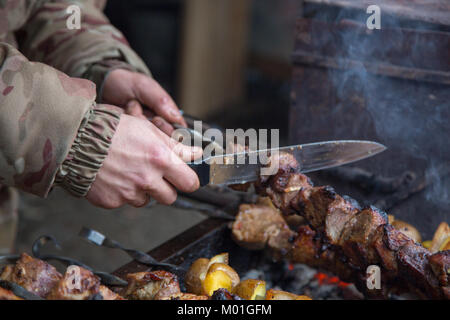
[188,162,210,187]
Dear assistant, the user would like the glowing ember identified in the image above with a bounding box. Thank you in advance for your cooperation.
[313,272,350,289]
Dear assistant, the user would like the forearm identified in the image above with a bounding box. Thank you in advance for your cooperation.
[19,0,150,99]
[0,42,121,197]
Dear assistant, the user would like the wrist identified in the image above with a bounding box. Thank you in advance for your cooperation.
[55,104,123,197]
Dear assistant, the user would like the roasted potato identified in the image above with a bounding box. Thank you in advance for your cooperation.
[388,215,395,224]
[206,263,240,288]
[391,219,422,243]
[422,240,432,249]
[203,270,232,296]
[233,279,266,300]
[430,222,450,253]
[266,289,312,300]
[209,253,229,266]
[185,258,210,295]
[185,253,239,296]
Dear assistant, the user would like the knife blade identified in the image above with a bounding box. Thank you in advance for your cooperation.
[188,140,386,187]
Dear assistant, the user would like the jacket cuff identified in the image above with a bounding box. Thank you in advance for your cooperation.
[84,59,151,103]
[55,104,123,197]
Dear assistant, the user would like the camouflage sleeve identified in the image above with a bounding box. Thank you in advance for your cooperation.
[0,42,122,197]
[19,0,150,101]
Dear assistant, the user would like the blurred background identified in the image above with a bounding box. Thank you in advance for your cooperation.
[15,0,301,271]
[105,0,299,141]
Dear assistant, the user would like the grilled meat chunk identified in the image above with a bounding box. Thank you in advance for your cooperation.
[325,195,360,244]
[99,285,125,300]
[231,203,296,256]
[46,265,101,300]
[339,206,388,267]
[0,253,61,298]
[121,271,180,300]
[257,173,312,216]
[290,225,353,282]
[46,266,123,300]
[429,251,449,287]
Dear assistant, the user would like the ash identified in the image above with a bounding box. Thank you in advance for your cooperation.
[241,261,363,300]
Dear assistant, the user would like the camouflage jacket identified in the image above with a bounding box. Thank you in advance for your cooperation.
[0,0,150,197]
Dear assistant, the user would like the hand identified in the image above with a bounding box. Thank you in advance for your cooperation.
[102,69,186,136]
[86,113,202,209]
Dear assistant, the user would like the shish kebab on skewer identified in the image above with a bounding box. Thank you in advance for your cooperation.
[231,152,449,299]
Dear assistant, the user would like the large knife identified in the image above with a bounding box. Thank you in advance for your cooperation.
[188,140,386,187]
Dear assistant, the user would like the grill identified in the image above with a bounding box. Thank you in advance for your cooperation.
[113,218,362,300]
[290,0,450,239]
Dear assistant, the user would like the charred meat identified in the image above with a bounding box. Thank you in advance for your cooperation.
[233,157,449,299]
[120,271,180,300]
[0,253,61,298]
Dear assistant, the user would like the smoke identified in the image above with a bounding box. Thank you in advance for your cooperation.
[425,161,450,206]
[315,6,450,209]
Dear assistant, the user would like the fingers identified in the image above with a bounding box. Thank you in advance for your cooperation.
[128,193,151,208]
[142,180,177,205]
[125,100,144,117]
[162,150,200,193]
[142,108,156,119]
[151,116,174,136]
[166,136,203,163]
[133,75,187,127]
[147,121,202,162]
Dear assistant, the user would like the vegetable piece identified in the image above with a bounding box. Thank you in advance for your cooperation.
[206,263,240,289]
[233,279,266,300]
[185,253,237,296]
[208,253,229,267]
[266,289,311,300]
[430,222,450,253]
[391,220,422,243]
[422,240,431,249]
[202,270,232,296]
[185,258,210,295]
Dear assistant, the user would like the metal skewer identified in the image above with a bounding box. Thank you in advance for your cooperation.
[78,227,184,271]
